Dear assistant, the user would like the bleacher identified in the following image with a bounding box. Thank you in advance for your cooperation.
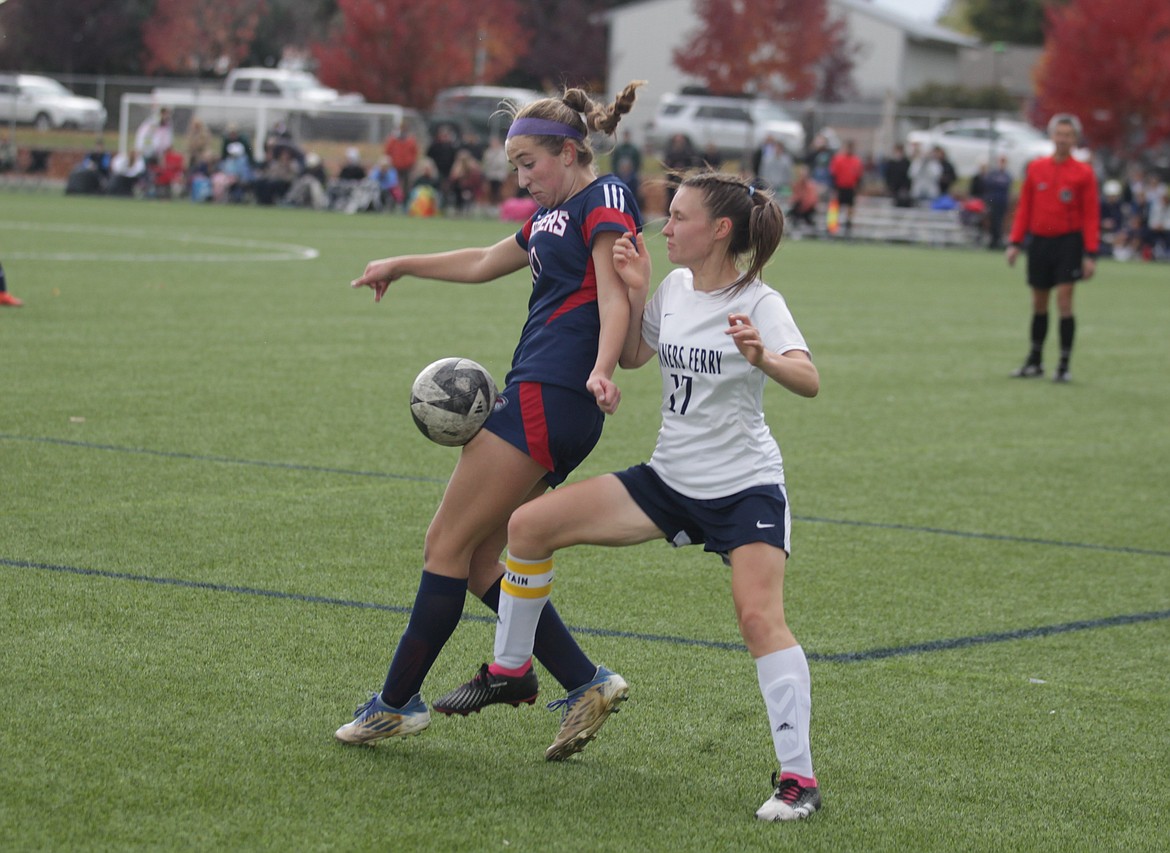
[842,196,982,247]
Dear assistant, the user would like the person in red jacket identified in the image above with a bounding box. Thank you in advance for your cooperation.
[1006,114,1099,382]
[828,139,865,235]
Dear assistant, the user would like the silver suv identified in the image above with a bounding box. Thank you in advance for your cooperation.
[645,93,805,159]
[0,74,106,131]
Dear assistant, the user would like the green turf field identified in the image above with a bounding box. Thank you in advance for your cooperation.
[2,191,1168,851]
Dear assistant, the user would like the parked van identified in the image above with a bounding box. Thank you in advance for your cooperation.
[645,93,805,160]
[428,86,544,141]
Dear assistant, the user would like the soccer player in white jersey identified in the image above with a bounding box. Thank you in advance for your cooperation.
[437,171,823,819]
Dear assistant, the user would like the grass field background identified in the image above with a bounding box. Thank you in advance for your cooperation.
[2,191,1168,851]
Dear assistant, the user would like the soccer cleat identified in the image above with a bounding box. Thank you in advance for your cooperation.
[334,692,430,744]
[1010,362,1044,378]
[755,772,822,821]
[0,292,23,307]
[433,663,539,715]
[1053,368,1071,383]
[544,665,628,761]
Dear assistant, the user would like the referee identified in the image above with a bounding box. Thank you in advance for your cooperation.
[1006,113,1099,383]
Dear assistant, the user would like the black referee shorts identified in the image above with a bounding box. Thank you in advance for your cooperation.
[1026,232,1085,289]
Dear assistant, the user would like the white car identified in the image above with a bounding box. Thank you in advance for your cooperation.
[905,118,1064,179]
[645,93,806,160]
[0,74,107,131]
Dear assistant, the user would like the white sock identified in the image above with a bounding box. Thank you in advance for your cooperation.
[756,644,815,781]
[492,553,554,671]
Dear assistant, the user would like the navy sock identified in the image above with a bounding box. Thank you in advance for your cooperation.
[479,576,596,691]
[381,571,467,708]
[0,262,7,292]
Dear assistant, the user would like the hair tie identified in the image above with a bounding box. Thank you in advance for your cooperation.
[747,185,756,197]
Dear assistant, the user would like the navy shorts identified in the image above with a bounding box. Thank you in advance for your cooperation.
[1027,233,1085,289]
[614,463,792,562]
[483,381,604,487]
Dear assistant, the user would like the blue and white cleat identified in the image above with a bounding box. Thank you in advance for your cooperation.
[334,692,431,744]
[544,665,628,761]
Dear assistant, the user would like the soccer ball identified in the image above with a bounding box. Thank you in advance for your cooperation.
[409,357,499,446]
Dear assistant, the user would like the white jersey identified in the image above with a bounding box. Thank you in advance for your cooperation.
[640,268,809,499]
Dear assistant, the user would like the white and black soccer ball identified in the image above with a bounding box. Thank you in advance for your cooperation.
[409,357,499,446]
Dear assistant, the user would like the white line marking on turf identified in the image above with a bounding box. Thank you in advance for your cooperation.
[0,221,319,262]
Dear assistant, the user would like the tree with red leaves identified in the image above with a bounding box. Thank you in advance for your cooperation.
[672,0,854,101]
[1034,0,1170,160]
[142,0,267,75]
[311,0,530,110]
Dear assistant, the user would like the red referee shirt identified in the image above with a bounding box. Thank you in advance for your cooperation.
[1009,155,1100,254]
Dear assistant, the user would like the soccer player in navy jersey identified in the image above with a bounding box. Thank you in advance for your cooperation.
[337,82,645,757]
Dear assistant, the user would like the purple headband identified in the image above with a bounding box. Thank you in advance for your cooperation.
[507,117,585,141]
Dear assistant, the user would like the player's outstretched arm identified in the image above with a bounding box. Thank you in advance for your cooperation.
[350,236,528,302]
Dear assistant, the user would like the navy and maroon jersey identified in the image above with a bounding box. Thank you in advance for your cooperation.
[508,175,641,392]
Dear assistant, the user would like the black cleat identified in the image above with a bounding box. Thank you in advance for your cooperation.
[1011,362,1044,378]
[433,663,538,715]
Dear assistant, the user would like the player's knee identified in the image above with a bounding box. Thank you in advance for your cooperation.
[736,605,787,653]
[507,502,553,556]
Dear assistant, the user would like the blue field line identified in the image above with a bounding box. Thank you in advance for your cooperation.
[5,433,1170,559]
[0,433,446,484]
[4,557,1168,662]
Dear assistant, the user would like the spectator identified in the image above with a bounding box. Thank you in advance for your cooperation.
[220,125,255,167]
[368,155,403,210]
[85,138,111,181]
[983,155,1013,249]
[805,133,833,188]
[787,163,820,233]
[662,133,698,207]
[151,145,187,198]
[934,145,957,197]
[254,146,299,205]
[481,135,509,207]
[107,148,146,197]
[0,131,15,174]
[134,107,174,167]
[449,147,485,215]
[753,136,794,195]
[883,143,912,208]
[384,125,419,208]
[285,151,329,210]
[828,139,865,236]
[909,142,940,206]
[1146,180,1170,260]
[426,126,459,209]
[610,130,642,200]
[185,119,213,172]
[338,147,367,181]
[213,141,254,203]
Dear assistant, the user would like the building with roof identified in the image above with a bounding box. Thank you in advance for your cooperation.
[606,0,980,144]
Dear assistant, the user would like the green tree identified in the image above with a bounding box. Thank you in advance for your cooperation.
[964,0,1051,45]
